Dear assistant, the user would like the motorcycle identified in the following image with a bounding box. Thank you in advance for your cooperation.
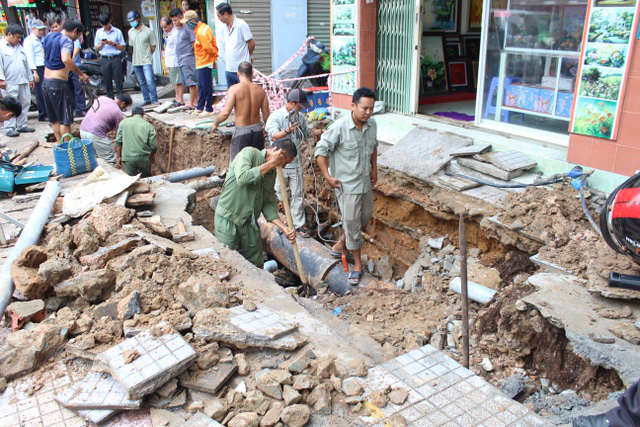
[293,39,330,88]
[79,48,139,94]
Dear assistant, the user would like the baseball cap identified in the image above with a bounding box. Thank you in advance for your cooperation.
[287,89,310,109]
[32,19,46,29]
[181,10,199,24]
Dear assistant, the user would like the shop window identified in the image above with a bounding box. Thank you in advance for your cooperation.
[479,0,587,135]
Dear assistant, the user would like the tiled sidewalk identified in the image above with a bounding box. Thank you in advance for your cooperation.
[359,345,549,427]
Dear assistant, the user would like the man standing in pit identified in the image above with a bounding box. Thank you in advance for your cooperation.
[214,140,298,268]
[42,19,89,141]
[210,61,269,161]
[80,93,132,164]
[160,17,184,107]
[23,19,48,122]
[94,13,126,99]
[114,105,157,177]
[0,24,35,138]
[215,3,254,88]
[170,8,198,110]
[266,89,323,238]
[315,87,378,285]
[127,10,158,106]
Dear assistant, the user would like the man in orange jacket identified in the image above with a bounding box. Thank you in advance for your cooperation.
[184,10,218,117]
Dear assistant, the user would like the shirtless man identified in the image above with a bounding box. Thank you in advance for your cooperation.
[210,61,269,161]
[42,19,89,141]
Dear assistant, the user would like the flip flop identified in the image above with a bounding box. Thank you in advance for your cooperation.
[348,270,363,285]
[329,250,355,263]
[296,227,311,238]
[226,121,235,127]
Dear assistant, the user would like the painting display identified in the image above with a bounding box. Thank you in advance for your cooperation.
[468,0,482,32]
[421,36,448,94]
[423,0,458,33]
[331,0,357,94]
[448,61,468,87]
[571,0,640,139]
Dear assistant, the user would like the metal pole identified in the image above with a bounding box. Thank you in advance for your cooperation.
[459,213,470,369]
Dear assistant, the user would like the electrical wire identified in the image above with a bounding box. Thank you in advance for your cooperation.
[444,171,565,188]
[81,84,99,112]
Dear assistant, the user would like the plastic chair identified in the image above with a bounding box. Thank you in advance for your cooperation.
[483,77,523,123]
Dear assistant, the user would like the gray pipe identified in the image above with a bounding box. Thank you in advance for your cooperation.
[187,176,225,191]
[145,166,217,183]
[0,181,61,315]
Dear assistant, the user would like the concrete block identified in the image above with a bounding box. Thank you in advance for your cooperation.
[456,157,524,181]
[79,237,142,267]
[476,149,537,172]
[180,361,238,395]
[55,371,141,410]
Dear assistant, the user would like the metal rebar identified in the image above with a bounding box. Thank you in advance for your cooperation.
[459,213,470,369]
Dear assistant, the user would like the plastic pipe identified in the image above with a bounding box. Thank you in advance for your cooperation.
[449,277,497,305]
[187,176,225,192]
[0,181,61,315]
[145,166,217,183]
[263,260,278,273]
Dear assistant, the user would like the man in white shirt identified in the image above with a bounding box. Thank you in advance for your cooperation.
[0,24,35,137]
[160,17,184,106]
[94,13,126,99]
[23,19,47,122]
[215,3,254,88]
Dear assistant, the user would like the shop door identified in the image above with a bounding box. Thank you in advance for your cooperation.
[376,0,421,114]
[232,0,272,75]
[307,0,330,47]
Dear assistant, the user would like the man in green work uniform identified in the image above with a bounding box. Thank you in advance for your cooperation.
[315,87,378,285]
[215,139,298,268]
[114,105,157,177]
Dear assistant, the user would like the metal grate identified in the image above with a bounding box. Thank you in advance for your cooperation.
[376,0,416,113]
[232,0,273,75]
[307,0,330,47]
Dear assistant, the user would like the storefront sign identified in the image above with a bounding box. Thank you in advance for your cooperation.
[7,0,29,6]
[571,0,640,140]
[141,0,157,19]
[331,0,358,95]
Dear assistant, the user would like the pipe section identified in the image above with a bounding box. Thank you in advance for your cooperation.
[259,218,377,296]
[0,181,61,314]
[145,166,217,183]
[187,176,225,192]
[449,277,497,305]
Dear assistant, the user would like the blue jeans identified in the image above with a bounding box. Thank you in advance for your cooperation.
[197,67,214,112]
[68,71,86,115]
[133,64,158,103]
[226,71,240,88]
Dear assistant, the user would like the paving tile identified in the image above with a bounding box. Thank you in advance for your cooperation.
[413,400,436,417]
[228,305,298,340]
[426,410,451,426]
[96,325,197,400]
[397,405,422,423]
[55,371,141,410]
[395,353,415,367]
[427,392,450,409]
[180,361,238,394]
[453,366,474,379]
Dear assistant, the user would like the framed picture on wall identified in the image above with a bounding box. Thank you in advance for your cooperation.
[448,61,468,88]
[421,35,449,94]
[468,0,483,32]
[423,0,459,33]
[464,35,481,60]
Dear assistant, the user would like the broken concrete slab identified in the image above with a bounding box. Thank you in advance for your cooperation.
[126,192,155,207]
[86,203,135,239]
[6,299,46,330]
[177,274,229,314]
[54,268,117,303]
[475,150,537,172]
[437,174,481,191]
[183,411,223,426]
[449,143,492,157]
[379,127,472,183]
[150,407,186,427]
[95,325,197,400]
[135,230,193,258]
[55,370,141,410]
[457,157,525,181]
[79,237,142,267]
[179,361,238,395]
[38,256,73,286]
[117,290,142,320]
[228,305,298,340]
[609,324,640,345]
[524,273,640,387]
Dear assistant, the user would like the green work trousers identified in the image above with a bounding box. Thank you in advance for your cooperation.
[214,213,264,268]
[122,157,152,178]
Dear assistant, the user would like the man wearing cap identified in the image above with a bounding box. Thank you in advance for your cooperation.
[265,89,323,238]
[160,17,184,107]
[0,24,35,138]
[127,10,158,106]
[95,13,126,99]
[23,19,47,122]
[210,61,269,161]
[185,10,218,117]
[170,8,198,111]
[115,105,157,177]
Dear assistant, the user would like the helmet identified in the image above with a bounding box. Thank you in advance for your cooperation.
[600,172,640,264]
[127,10,141,21]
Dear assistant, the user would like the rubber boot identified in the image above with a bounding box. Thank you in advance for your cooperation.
[572,414,609,427]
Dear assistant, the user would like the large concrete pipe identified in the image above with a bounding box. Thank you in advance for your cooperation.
[0,181,61,315]
[259,218,378,296]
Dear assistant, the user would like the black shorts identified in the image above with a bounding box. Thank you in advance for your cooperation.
[230,124,265,161]
[43,78,73,126]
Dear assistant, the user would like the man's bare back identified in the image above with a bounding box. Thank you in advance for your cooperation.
[227,80,269,127]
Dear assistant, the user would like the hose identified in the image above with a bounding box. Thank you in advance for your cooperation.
[81,84,98,112]
[444,171,564,188]
[579,174,602,235]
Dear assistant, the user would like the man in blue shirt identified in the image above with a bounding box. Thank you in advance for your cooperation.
[94,13,126,99]
[42,19,88,141]
[68,37,86,117]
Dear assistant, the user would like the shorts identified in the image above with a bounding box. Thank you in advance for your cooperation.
[179,63,198,87]
[336,188,374,251]
[169,66,182,85]
[42,78,73,126]
[230,124,265,161]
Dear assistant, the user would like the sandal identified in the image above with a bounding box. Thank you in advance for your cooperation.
[348,270,363,285]
[226,121,235,127]
[329,250,355,264]
[296,227,311,238]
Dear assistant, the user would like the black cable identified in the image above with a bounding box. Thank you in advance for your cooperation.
[444,171,564,188]
[0,159,20,173]
[579,174,602,235]
[81,84,98,112]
